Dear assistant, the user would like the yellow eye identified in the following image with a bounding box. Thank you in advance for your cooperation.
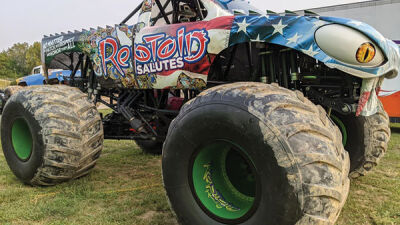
[316,25,384,67]
[356,43,376,63]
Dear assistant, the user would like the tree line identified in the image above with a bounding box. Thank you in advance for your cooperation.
[0,42,41,80]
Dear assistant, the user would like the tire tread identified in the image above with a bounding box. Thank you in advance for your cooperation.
[174,82,350,225]
[8,85,103,185]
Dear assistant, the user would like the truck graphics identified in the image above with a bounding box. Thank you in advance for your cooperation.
[134,27,210,75]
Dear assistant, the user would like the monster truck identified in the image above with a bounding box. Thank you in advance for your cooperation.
[2,0,400,224]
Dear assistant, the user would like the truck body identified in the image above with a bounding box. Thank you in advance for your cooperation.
[41,0,399,117]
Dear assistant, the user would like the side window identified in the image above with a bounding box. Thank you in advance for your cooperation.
[150,0,208,26]
[33,68,41,74]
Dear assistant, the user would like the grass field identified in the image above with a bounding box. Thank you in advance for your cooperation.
[0,124,399,224]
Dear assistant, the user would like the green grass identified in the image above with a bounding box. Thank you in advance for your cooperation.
[337,124,400,225]
[0,125,399,224]
[0,140,177,225]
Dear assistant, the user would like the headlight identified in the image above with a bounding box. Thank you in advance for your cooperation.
[315,24,385,67]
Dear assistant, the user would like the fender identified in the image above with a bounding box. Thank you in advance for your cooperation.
[228,15,400,80]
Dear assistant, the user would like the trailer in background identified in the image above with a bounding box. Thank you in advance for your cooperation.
[379,41,400,122]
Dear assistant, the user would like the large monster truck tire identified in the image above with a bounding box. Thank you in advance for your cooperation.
[162,82,350,225]
[4,85,24,101]
[1,85,103,186]
[135,140,163,154]
[1,86,23,115]
[0,89,5,114]
[331,104,390,179]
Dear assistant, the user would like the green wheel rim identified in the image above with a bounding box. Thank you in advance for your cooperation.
[191,141,257,221]
[330,115,348,146]
[11,118,33,160]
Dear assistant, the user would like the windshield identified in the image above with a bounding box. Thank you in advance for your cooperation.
[212,0,263,14]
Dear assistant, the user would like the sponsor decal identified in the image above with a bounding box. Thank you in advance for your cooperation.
[135,27,210,75]
[43,36,75,57]
[98,37,131,78]
[97,27,210,77]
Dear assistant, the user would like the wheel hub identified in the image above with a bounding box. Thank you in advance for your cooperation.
[11,118,33,161]
[191,141,257,221]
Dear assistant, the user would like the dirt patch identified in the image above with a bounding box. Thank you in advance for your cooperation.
[139,211,157,220]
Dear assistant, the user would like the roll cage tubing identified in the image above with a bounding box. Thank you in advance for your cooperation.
[119,0,205,26]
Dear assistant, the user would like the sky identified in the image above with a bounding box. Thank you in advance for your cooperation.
[0,0,368,51]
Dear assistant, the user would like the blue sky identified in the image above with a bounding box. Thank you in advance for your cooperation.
[0,0,367,51]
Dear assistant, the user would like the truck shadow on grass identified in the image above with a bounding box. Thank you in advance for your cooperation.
[390,126,400,134]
